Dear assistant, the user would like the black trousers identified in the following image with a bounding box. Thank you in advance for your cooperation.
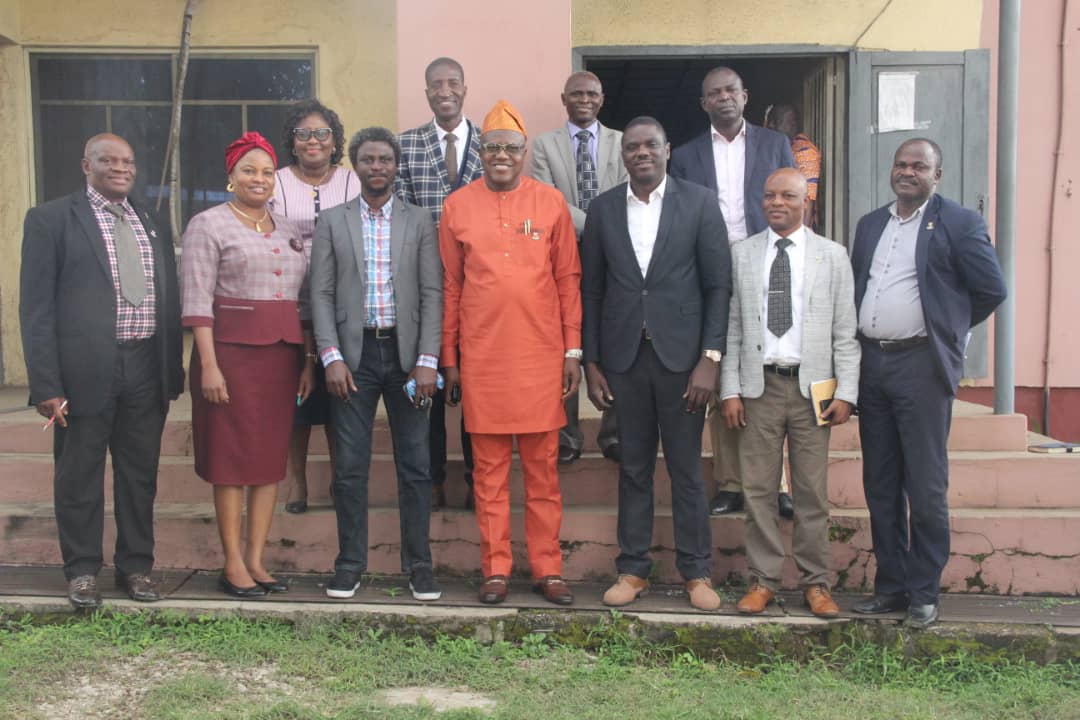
[429,387,473,488]
[53,338,166,580]
[858,341,952,605]
[560,392,619,456]
[606,339,712,581]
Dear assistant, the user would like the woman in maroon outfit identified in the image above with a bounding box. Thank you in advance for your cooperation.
[181,132,315,597]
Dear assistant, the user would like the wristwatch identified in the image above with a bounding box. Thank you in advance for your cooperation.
[703,350,722,362]
[565,349,583,360]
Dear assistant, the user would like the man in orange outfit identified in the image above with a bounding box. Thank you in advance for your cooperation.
[440,99,582,606]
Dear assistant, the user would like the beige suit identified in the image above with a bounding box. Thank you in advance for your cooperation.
[531,123,626,236]
[722,227,859,590]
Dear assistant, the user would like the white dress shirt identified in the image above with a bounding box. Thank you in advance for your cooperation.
[712,122,747,245]
[626,176,666,277]
[435,116,468,178]
[762,225,806,366]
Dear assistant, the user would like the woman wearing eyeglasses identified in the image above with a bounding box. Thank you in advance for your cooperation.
[272,99,361,514]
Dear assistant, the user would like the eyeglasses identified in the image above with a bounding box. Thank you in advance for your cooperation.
[479,142,526,156]
[293,127,333,142]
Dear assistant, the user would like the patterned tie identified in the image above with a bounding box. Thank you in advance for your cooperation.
[444,132,458,186]
[575,129,598,211]
[767,237,793,338]
[105,203,146,307]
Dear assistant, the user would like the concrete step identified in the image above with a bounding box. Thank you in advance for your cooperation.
[1,450,1076,510]
[2,502,1077,595]
[0,398,1030,455]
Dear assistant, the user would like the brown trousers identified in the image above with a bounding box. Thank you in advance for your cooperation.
[709,397,742,492]
[739,372,831,590]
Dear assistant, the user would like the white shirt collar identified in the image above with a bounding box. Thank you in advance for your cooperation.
[626,175,667,204]
[710,120,746,144]
[766,224,807,247]
[888,196,931,223]
[567,119,599,140]
[434,117,469,144]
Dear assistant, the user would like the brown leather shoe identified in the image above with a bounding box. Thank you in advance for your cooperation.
[533,575,573,606]
[736,583,775,614]
[67,574,101,610]
[478,575,508,604]
[804,584,840,618]
[686,578,722,611]
[115,573,162,602]
[602,574,649,606]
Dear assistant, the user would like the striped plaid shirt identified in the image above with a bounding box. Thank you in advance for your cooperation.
[318,196,438,371]
[86,184,157,341]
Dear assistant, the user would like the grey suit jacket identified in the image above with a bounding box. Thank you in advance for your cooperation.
[531,123,627,236]
[310,197,442,373]
[720,228,860,404]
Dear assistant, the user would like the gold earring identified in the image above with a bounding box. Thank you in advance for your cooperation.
[226,182,235,192]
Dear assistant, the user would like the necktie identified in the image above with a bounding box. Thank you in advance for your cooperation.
[767,237,793,338]
[105,203,146,307]
[444,133,458,186]
[575,129,598,211]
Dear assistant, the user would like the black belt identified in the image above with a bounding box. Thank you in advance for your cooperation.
[117,335,154,348]
[858,333,928,353]
[364,327,396,340]
[764,364,799,377]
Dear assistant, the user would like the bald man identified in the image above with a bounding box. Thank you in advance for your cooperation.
[719,168,859,617]
[531,70,628,464]
[20,133,184,609]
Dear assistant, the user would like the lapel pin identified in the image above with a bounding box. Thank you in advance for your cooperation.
[926,221,935,230]
[149,229,157,238]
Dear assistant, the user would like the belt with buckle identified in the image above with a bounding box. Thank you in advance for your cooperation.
[858,333,928,353]
[764,364,799,377]
[364,327,396,340]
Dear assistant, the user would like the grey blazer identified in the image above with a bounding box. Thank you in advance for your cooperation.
[310,197,442,373]
[720,228,860,404]
[531,123,627,236]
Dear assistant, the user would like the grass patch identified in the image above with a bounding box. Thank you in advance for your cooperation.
[0,611,1077,719]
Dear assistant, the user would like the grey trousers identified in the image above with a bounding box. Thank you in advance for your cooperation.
[739,372,831,590]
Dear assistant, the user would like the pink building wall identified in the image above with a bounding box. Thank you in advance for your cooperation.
[395,0,572,168]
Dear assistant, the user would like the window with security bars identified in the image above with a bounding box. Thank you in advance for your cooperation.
[31,54,313,243]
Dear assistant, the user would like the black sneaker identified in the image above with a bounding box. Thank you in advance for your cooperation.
[409,567,442,601]
[326,569,362,599]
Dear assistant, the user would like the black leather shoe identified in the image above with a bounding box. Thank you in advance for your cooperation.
[68,574,102,610]
[853,593,909,614]
[601,442,622,463]
[255,577,289,594]
[905,603,939,629]
[284,500,308,514]
[115,573,161,602]
[709,491,744,515]
[218,574,268,598]
[778,492,794,519]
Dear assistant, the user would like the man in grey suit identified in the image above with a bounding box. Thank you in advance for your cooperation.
[720,168,859,617]
[669,66,796,517]
[310,127,443,602]
[581,117,731,612]
[531,71,627,464]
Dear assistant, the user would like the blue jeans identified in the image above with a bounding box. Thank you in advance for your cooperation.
[330,332,433,574]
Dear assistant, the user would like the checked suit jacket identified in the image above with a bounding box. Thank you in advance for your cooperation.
[394,118,484,227]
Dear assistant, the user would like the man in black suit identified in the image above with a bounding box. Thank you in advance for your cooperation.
[581,117,731,611]
[851,138,1006,628]
[668,66,795,517]
[20,133,184,609]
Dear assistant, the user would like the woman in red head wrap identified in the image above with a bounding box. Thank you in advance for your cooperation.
[181,131,315,598]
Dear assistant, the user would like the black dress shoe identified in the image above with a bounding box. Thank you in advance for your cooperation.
[218,574,268,598]
[68,574,102,610]
[255,577,289,593]
[284,500,308,514]
[853,593,909,614]
[601,443,622,463]
[709,491,744,515]
[778,492,794,519]
[558,445,582,465]
[905,603,939,629]
[115,573,162,602]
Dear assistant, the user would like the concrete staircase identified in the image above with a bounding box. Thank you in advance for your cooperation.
[1,387,1077,595]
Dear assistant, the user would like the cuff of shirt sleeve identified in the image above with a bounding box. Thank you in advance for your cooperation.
[320,347,344,368]
[181,316,214,328]
[719,393,740,401]
[416,354,439,370]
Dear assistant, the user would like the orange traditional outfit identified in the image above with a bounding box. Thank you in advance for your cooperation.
[440,101,582,580]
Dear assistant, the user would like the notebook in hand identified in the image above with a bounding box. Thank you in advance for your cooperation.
[810,378,837,427]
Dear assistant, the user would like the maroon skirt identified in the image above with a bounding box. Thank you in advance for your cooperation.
[190,341,301,486]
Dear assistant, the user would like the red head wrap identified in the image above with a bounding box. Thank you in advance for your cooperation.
[224,131,277,174]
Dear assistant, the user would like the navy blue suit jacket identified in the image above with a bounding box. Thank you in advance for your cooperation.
[851,193,1007,395]
[668,122,795,236]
